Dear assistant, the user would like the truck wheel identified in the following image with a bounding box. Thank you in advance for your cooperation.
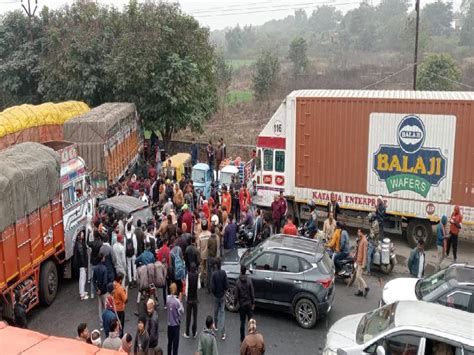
[39,261,58,306]
[407,219,433,249]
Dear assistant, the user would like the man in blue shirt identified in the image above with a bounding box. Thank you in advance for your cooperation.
[436,215,448,272]
[333,223,350,274]
[224,216,238,250]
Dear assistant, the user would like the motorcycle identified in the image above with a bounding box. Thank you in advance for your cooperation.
[370,238,397,274]
[237,224,254,248]
[297,224,311,238]
[326,249,355,285]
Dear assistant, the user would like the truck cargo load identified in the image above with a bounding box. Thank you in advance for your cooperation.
[0,143,60,231]
[254,90,474,246]
[0,101,90,150]
[63,103,142,194]
[0,143,65,318]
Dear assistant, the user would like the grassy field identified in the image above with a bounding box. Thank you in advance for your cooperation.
[226,90,253,106]
[226,59,255,69]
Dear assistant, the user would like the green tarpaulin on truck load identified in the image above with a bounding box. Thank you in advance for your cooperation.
[0,143,60,232]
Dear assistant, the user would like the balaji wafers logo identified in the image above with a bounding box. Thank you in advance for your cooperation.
[373,115,447,197]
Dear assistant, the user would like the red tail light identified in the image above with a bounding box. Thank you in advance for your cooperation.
[318,278,332,289]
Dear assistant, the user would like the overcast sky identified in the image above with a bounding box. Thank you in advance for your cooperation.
[0,0,460,30]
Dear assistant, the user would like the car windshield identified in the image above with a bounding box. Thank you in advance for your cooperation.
[192,169,206,183]
[416,268,450,298]
[220,172,234,186]
[356,303,397,344]
[241,246,263,266]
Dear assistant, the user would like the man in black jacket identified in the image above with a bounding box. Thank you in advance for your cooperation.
[184,236,200,273]
[74,231,89,300]
[236,265,255,342]
[211,258,228,340]
[183,263,199,338]
[146,298,161,354]
[135,220,146,257]
[92,253,108,327]
[88,229,103,300]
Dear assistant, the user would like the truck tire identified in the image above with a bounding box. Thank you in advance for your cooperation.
[407,219,433,249]
[39,261,58,306]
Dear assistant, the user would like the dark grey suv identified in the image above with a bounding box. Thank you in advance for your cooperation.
[222,234,335,328]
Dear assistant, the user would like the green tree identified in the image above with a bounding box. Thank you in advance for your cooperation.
[288,37,308,78]
[339,3,377,52]
[460,1,474,46]
[225,25,243,56]
[107,1,217,150]
[375,0,409,51]
[421,0,453,36]
[216,52,232,114]
[0,10,44,110]
[252,50,280,103]
[308,6,342,33]
[417,53,461,90]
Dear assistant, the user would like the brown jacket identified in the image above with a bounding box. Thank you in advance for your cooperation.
[173,189,184,207]
[355,235,368,267]
[113,281,127,312]
[240,332,265,355]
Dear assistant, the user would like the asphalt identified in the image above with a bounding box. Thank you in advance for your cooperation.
[26,233,472,355]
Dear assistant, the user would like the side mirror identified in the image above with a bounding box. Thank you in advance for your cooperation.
[248,264,254,274]
[376,346,386,355]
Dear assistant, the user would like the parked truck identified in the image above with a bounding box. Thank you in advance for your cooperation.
[253,90,473,247]
[63,103,143,197]
[0,142,91,322]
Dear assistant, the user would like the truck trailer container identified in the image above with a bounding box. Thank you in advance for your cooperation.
[253,90,473,247]
[63,103,143,196]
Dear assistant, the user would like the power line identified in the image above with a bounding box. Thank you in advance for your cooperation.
[361,63,416,89]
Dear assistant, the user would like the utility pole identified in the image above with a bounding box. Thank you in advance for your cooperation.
[21,0,38,42]
[413,0,420,90]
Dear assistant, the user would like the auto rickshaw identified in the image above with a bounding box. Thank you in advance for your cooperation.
[161,152,192,181]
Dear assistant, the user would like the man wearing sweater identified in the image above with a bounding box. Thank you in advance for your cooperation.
[211,258,228,341]
[354,229,369,297]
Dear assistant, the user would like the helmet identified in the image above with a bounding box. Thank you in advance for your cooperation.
[368,212,376,222]
[308,200,316,210]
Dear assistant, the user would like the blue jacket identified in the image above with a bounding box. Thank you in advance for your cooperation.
[437,216,448,246]
[224,223,237,249]
[339,230,350,253]
[102,309,118,338]
[135,250,156,267]
[408,248,425,278]
[93,263,108,295]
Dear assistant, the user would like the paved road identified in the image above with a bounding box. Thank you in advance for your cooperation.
[27,232,471,354]
[27,270,390,354]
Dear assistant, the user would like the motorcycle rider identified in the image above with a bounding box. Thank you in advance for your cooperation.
[306,200,318,238]
[333,222,350,274]
[365,213,379,276]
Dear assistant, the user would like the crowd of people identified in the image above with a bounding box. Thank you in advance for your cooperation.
[69,154,268,355]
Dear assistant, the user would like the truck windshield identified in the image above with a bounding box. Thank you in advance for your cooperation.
[356,303,397,344]
[192,169,206,183]
[220,172,233,186]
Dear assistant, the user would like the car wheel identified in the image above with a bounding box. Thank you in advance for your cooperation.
[294,298,317,329]
[225,284,239,312]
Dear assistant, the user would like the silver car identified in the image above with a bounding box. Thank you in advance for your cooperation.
[324,300,474,355]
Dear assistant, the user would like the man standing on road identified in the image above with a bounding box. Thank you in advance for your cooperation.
[365,213,379,276]
[240,319,265,355]
[198,220,211,289]
[408,239,426,278]
[74,231,89,300]
[271,195,282,234]
[436,215,448,271]
[184,263,199,339]
[146,299,161,355]
[93,253,108,326]
[447,205,463,263]
[375,196,386,242]
[185,236,200,273]
[207,232,220,294]
[113,234,127,283]
[88,230,103,298]
[211,258,228,341]
[327,194,341,220]
[236,266,255,343]
[223,215,238,250]
[134,316,150,355]
[113,273,127,337]
[196,316,219,355]
[167,283,184,355]
[278,191,287,231]
[354,229,369,297]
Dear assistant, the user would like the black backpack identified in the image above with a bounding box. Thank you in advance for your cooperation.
[126,237,135,258]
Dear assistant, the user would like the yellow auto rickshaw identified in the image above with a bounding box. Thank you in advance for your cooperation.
[161,152,192,181]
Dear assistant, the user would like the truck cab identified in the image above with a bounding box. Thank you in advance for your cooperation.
[42,141,92,261]
[192,163,213,199]
[219,165,239,190]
